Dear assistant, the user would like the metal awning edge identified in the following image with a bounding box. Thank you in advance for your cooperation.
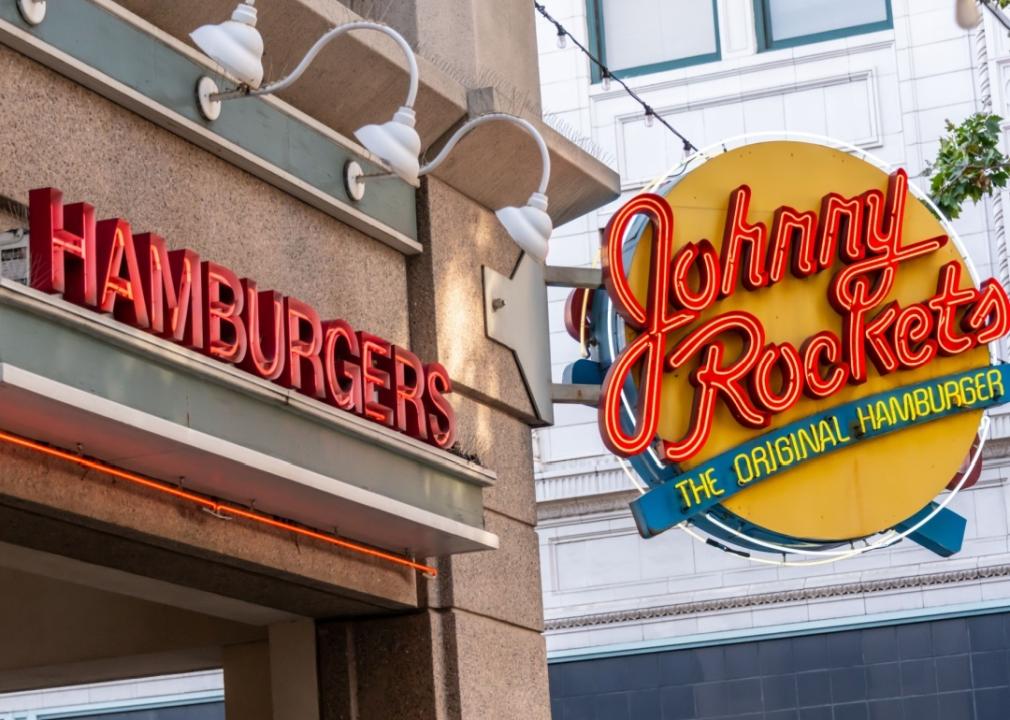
[0,362,500,555]
[0,280,496,489]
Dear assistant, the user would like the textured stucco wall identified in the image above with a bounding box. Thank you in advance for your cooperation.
[321,178,552,720]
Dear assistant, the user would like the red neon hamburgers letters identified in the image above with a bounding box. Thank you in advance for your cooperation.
[27,188,456,450]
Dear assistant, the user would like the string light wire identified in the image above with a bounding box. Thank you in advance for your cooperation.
[533,1,697,153]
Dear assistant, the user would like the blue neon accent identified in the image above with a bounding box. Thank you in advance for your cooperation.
[562,358,605,385]
[895,502,966,558]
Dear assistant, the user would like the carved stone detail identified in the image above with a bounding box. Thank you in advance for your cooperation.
[545,564,1010,631]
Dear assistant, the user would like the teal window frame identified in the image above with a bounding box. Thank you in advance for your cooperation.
[585,0,722,83]
[752,0,893,51]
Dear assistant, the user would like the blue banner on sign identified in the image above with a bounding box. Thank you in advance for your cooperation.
[630,364,1010,540]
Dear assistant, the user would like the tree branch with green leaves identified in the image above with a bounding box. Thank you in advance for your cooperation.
[925,112,1010,219]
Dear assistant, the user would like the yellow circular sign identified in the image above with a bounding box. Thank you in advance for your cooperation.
[627,141,986,541]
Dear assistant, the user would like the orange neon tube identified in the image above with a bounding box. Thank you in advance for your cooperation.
[0,428,437,577]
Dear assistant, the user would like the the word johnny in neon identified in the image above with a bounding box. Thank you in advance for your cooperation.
[600,169,1010,464]
[28,188,456,449]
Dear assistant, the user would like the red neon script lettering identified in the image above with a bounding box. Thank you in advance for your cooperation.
[599,170,1010,464]
[27,188,456,449]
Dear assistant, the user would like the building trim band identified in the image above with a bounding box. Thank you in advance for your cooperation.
[546,562,1010,631]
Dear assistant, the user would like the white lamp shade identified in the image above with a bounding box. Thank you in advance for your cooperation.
[354,107,422,184]
[496,192,553,262]
[190,4,264,88]
[956,0,982,28]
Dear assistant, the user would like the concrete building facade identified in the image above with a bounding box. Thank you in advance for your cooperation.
[0,1,619,718]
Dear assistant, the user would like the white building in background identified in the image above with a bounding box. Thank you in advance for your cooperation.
[535,1,1010,717]
[0,672,222,720]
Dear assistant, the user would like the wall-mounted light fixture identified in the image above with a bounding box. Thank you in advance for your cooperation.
[189,3,554,260]
[350,113,554,262]
[190,1,421,184]
[16,0,45,26]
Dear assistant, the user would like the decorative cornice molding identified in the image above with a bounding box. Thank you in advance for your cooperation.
[536,455,625,480]
[984,433,1010,460]
[538,490,639,521]
[536,465,633,503]
[545,564,1010,632]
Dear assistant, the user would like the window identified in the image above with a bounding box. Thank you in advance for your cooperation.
[587,0,721,82]
[57,702,225,719]
[754,0,892,50]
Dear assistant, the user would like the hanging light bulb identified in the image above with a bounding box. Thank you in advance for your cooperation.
[556,30,567,49]
[496,193,552,261]
[190,1,265,88]
[601,71,611,91]
[644,110,654,128]
[956,0,982,28]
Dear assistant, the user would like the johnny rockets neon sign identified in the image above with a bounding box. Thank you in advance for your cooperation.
[27,188,456,449]
[587,140,1010,555]
[601,169,1010,464]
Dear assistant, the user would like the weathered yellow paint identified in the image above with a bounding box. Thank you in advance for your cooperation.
[627,142,985,541]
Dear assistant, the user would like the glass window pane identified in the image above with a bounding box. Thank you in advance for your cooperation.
[600,0,717,73]
[765,0,888,42]
[76,703,225,720]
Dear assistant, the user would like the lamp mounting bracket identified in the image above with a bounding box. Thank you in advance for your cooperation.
[17,0,45,25]
[196,76,222,121]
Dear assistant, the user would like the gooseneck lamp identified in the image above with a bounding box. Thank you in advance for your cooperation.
[190,1,422,184]
[347,113,555,260]
[190,6,552,257]
[418,114,554,262]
